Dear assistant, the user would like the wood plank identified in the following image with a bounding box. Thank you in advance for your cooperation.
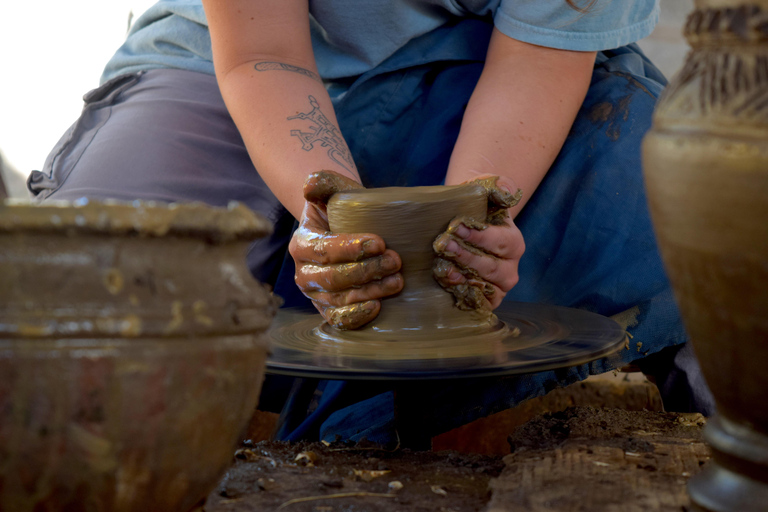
[487,407,709,512]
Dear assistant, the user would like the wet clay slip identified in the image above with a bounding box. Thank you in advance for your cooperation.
[268,184,627,380]
[327,184,498,340]
[643,2,768,510]
[0,199,278,512]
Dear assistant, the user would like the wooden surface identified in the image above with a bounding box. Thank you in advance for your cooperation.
[487,408,710,512]
[212,407,710,512]
[433,372,663,454]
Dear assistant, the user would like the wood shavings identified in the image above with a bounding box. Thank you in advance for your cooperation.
[431,485,448,496]
[353,469,391,482]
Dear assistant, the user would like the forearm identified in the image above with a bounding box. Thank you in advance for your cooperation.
[445,29,595,218]
[216,62,359,219]
[205,0,359,220]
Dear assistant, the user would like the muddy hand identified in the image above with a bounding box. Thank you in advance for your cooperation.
[289,170,404,329]
[433,175,524,311]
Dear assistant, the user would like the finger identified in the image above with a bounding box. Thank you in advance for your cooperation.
[434,259,508,310]
[446,219,525,260]
[304,170,363,204]
[319,300,381,330]
[444,281,494,311]
[460,174,523,224]
[298,249,401,292]
[291,228,388,265]
[484,281,506,310]
[487,175,523,210]
[433,257,466,287]
[465,175,522,207]
[434,234,519,292]
[435,265,495,297]
[306,273,404,307]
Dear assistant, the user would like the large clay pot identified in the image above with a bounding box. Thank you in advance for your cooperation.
[643,2,768,510]
[0,200,278,511]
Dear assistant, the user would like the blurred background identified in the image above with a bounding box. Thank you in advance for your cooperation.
[0,0,694,198]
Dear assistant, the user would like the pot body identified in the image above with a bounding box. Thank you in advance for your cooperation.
[642,2,768,510]
[0,201,276,511]
[327,184,494,339]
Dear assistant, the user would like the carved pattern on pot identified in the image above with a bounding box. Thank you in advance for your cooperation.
[656,7,768,128]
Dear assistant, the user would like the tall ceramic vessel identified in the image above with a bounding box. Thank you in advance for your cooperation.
[0,200,277,511]
[643,2,768,511]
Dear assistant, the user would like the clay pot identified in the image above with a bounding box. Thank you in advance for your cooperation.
[642,3,768,510]
[0,199,278,511]
[327,184,497,340]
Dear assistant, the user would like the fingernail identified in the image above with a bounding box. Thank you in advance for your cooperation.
[496,177,517,194]
[383,255,400,270]
[433,233,450,253]
[455,225,470,239]
[384,274,402,287]
[445,240,460,256]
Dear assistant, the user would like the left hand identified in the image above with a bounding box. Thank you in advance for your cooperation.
[432,175,525,311]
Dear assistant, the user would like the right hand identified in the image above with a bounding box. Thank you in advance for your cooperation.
[288,171,404,329]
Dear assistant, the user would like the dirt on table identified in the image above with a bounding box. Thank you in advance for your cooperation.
[203,440,504,512]
[203,406,708,512]
[507,405,706,452]
[492,407,709,512]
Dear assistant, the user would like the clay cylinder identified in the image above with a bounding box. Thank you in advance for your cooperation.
[327,184,496,339]
[642,2,768,510]
[0,200,278,512]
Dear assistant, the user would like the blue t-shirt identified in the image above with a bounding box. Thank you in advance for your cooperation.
[101,0,659,83]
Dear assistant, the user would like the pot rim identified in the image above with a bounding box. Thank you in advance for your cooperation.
[0,199,273,242]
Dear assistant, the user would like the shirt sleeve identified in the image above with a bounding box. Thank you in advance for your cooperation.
[494,0,659,52]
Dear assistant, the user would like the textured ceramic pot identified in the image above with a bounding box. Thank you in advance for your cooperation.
[643,2,768,510]
[327,184,497,339]
[0,199,277,512]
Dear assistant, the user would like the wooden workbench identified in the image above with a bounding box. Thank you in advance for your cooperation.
[204,406,709,512]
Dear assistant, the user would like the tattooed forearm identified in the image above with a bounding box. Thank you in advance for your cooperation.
[254,61,322,83]
[287,96,355,172]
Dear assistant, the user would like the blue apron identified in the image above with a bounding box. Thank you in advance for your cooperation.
[266,17,686,445]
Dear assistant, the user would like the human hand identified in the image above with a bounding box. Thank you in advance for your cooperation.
[432,175,524,311]
[288,170,404,329]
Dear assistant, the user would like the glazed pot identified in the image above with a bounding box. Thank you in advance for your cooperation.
[0,199,278,511]
[327,184,497,340]
[642,2,768,510]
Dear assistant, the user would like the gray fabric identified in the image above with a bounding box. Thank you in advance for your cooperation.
[27,69,294,285]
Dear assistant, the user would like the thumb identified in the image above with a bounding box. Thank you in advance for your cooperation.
[303,170,364,205]
[461,174,523,224]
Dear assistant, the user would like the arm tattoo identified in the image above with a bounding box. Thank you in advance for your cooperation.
[287,96,355,172]
[254,61,322,83]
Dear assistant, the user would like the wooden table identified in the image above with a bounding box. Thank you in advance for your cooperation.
[206,407,709,512]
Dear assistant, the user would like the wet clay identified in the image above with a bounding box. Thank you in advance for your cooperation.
[433,216,498,311]
[326,184,498,341]
[269,181,625,378]
[0,199,277,512]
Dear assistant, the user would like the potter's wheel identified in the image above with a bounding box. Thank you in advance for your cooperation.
[266,302,626,380]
